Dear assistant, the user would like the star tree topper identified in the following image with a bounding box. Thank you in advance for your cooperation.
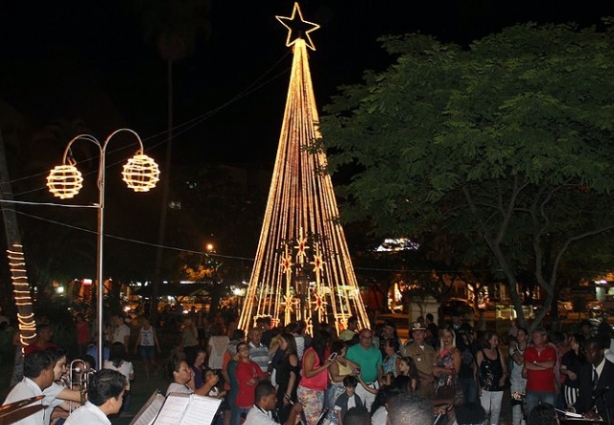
[276,2,320,51]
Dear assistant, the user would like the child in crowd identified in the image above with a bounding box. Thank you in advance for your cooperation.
[334,376,364,425]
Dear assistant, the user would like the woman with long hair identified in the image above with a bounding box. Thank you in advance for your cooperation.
[297,329,334,425]
[273,333,300,424]
[396,356,419,392]
[103,342,134,411]
[476,331,508,425]
[432,328,461,397]
[189,347,207,391]
[560,333,586,409]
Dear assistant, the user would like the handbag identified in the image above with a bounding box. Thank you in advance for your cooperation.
[436,370,459,399]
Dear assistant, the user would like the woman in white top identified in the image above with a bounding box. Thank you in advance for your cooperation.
[207,323,229,371]
[133,316,161,382]
[103,342,134,412]
[165,356,219,396]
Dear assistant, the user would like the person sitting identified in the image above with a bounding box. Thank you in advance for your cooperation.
[343,406,371,425]
[43,348,82,425]
[527,403,557,425]
[244,381,303,425]
[3,350,56,425]
[64,369,127,425]
[387,392,433,425]
[454,402,486,425]
[165,355,218,396]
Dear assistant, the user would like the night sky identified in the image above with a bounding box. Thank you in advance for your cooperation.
[1,0,613,172]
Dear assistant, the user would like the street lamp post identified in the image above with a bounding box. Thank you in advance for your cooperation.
[47,128,160,365]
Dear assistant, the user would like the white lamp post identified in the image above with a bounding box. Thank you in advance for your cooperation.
[47,128,160,365]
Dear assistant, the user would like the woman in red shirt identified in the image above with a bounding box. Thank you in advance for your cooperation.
[297,330,333,425]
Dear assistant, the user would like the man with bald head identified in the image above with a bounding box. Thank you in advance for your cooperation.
[346,328,383,410]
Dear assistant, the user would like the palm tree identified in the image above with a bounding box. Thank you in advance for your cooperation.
[0,99,36,382]
[136,0,212,321]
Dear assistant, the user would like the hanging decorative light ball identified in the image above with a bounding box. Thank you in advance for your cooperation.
[47,164,84,199]
[122,154,160,192]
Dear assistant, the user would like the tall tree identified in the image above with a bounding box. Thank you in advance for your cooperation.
[0,100,36,380]
[136,0,211,321]
[321,21,614,331]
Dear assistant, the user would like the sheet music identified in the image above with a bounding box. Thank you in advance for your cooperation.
[129,392,166,425]
[179,395,222,425]
[555,408,583,418]
[152,393,191,425]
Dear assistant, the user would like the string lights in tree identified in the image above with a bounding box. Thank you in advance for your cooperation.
[7,244,36,346]
[238,3,370,335]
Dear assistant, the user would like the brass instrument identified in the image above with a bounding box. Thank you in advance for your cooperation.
[68,359,95,413]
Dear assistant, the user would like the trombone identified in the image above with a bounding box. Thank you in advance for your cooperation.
[67,359,95,413]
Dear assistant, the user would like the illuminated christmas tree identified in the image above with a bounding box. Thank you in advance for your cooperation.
[238,3,370,335]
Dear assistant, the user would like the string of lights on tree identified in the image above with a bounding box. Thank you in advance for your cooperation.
[238,3,370,335]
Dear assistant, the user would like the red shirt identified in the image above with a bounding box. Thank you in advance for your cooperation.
[299,347,328,391]
[525,345,556,392]
[235,359,265,408]
[24,342,58,356]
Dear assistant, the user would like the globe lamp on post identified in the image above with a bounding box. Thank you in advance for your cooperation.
[47,128,160,365]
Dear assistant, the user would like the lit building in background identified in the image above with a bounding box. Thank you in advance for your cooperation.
[238,3,370,335]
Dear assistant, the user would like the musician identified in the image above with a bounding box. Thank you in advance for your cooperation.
[42,348,82,425]
[64,369,127,425]
[386,392,433,425]
[245,381,303,425]
[3,350,56,425]
[573,337,614,421]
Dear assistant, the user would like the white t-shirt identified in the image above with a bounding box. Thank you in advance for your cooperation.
[113,324,130,345]
[372,406,388,425]
[208,336,230,369]
[3,378,45,425]
[103,360,134,390]
[244,405,279,425]
[43,382,68,425]
[139,326,155,347]
[65,401,110,425]
[166,382,193,396]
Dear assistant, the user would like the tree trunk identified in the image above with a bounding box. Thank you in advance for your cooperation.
[0,127,37,383]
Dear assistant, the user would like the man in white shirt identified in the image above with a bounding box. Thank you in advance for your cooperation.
[245,381,302,425]
[43,348,82,425]
[3,350,56,425]
[65,369,127,425]
[111,315,130,347]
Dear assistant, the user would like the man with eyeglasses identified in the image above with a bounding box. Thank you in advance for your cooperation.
[234,341,266,424]
[346,329,383,411]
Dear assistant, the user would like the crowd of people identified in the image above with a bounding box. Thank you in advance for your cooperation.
[2,311,614,425]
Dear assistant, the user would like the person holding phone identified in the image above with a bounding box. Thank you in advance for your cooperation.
[297,330,334,425]
[325,340,360,423]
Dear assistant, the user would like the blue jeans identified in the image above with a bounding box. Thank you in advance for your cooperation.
[525,390,556,417]
[230,406,251,425]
